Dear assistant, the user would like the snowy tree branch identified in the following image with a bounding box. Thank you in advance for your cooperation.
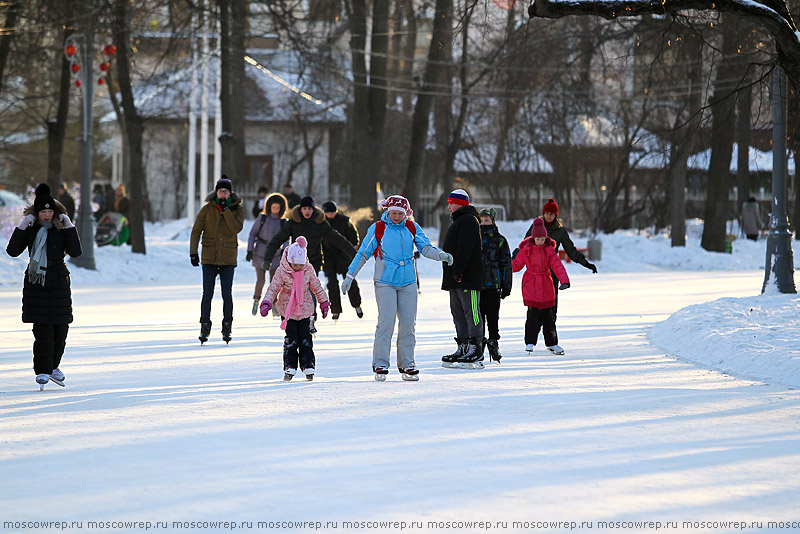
[528,0,800,88]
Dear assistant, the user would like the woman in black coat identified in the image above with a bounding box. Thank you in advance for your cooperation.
[6,184,82,387]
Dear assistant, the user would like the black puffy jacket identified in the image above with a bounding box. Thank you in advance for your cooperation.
[480,224,512,293]
[441,205,483,290]
[322,211,359,274]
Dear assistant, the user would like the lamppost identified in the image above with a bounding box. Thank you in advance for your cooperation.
[762,65,797,294]
[62,26,115,270]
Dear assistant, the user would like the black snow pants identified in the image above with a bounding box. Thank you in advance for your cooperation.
[283,318,315,371]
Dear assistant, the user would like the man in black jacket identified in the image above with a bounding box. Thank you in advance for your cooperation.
[321,201,363,320]
[440,189,484,367]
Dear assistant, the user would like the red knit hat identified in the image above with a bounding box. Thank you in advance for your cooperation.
[531,217,547,238]
[381,195,413,217]
[542,197,558,216]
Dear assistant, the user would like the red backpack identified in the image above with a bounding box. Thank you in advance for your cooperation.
[373,219,416,259]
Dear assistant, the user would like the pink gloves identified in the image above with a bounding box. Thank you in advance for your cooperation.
[259,300,272,317]
[319,301,330,319]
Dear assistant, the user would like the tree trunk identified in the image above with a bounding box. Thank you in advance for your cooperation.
[113,0,146,254]
[399,0,417,113]
[736,83,752,221]
[346,0,388,217]
[47,17,73,193]
[701,16,740,252]
[219,0,247,187]
[0,1,20,94]
[403,0,451,211]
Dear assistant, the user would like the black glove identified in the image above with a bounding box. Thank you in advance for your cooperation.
[559,282,570,290]
[501,288,511,299]
[585,262,597,274]
[190,254,200,267]
[245,251,253,262]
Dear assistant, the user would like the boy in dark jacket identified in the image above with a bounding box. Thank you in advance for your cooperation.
[321,201,363,320]
[478,208,512,362]
[441,189,485,368]
[6,184,82,388]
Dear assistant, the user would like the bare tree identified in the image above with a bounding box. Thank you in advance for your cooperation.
[0,0,21,95]
[218,0,247,186]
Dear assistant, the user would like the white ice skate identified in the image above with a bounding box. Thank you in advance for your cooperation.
[525,344,534,353]
[547,345,565,355]
[51,368,65,381]
[373,367,389,381]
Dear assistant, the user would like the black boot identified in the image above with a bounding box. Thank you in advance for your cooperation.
[487,339,502,363]
[222,320,232,344]
[442,338,466,363]
[199,321,212,344]
[457,338,483,363]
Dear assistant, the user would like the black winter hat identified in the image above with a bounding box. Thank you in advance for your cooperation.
[33,183,57,214]
[321,201,337,213]
[300,196,315,208]
[215,175,233,193]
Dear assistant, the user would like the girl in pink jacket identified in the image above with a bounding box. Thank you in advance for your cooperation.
[512,218,570,355]
[260,236,330,380]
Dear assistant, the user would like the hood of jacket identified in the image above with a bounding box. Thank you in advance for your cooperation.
[264,192,288,217]
[23,200,68,230]
[290,205,326,224]
[204,191,243,208]
[519,235,556,251]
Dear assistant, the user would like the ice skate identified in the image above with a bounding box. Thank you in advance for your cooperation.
[400,367,420,381]
[251,298,259,316]
[199,321,212,344]
[547,344,565,355]
[51,368,65,381]
[283,368,297,381]
[355,306,363,319]
[525,344,534,353]
[441,338,466,368]
[36,374,50,390]
[331,312,340,322]
[451,339,485,369]
[487,339,502,363]
[304,368,315,381]
[222,320,232,344]
[373,366,389,381]
[309,317,317,335]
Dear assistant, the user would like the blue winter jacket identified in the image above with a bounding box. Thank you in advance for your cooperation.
[347,211,443,287]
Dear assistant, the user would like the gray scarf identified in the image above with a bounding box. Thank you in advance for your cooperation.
[27,220,52,286]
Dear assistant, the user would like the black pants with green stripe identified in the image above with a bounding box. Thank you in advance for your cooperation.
[449,289,484,341]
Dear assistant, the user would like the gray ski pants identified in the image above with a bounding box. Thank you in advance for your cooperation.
[449,288,483,341]
[373,282,418,370]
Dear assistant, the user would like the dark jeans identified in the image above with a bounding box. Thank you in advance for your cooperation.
[32,323,69,375]
[525,306,558,346]
[201,264,235,323]
[283,318,314,371]
[480,289,502,340]
[325,270,362,314]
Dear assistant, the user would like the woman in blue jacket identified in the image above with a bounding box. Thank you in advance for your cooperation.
[342,195,452,381]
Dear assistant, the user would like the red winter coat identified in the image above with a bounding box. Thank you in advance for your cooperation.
[511,236,569,309]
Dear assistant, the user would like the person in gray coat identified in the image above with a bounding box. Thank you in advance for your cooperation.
[246,192,288,315]
[740,197,764,241]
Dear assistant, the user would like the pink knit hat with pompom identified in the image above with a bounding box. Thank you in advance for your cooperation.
[286,236,308,264]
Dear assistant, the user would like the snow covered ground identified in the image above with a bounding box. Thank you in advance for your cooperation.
[1,218,799,532]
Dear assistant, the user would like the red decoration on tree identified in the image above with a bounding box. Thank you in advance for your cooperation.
[71,64,81,73]
[76,80,82,87]
[99,62,110,72]
[103,44,117,55]
[65,44,77,57]
[97,78,105,85]
[493,0,515,8]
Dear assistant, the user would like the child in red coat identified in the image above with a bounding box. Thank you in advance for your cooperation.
[511,217,570,355]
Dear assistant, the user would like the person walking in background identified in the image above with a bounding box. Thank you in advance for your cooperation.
[246,192,288,315]
[517,198,596,322]
[189,176,245,344]
[113,184,130,217]
[440,189,485,369]
[251,186,268,218]
[92,184,106,220]
[740,197,764,241]
[261,196,356,334]
[478,208,512,363]
[321,200,363,320]
[342,195,452,381]
[259,237,330,381]
[282,183,302,209]
[512,218,570,355]
[57,183,75,222]
[6,184,82,389]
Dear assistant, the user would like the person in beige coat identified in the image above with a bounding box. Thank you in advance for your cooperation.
[190,176,245,344]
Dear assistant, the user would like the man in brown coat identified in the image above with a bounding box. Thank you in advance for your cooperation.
[190,175,245,343]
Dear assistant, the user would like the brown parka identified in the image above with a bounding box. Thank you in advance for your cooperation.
[190,192,245,266]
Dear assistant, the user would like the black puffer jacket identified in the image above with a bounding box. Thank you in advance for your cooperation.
[263,206,356,272]
[480,224,512,294]
[6,202,82,324]
[322,211,359,274]
[441,205,483,290]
